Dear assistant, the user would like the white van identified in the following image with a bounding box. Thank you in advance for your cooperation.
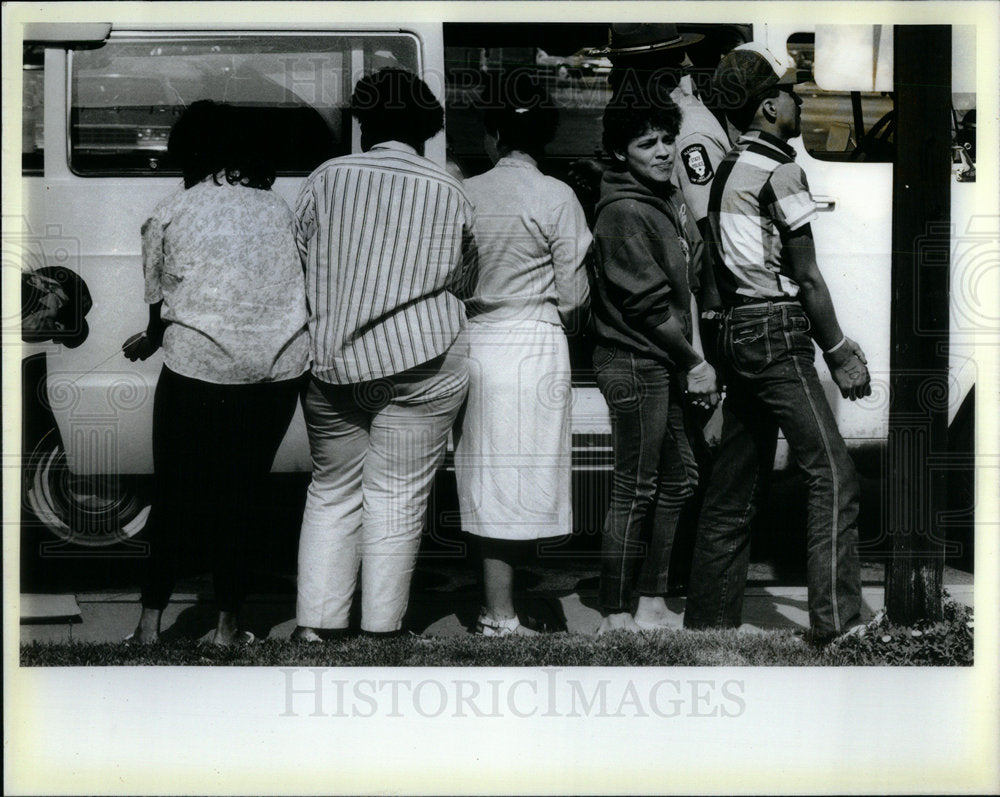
[20,22,447,543]
[17,20,979,554]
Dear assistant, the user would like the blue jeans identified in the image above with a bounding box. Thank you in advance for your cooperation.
[594,345,699,614]
[685,302,861,637]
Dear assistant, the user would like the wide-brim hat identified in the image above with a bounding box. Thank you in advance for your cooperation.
[604,23,704,56]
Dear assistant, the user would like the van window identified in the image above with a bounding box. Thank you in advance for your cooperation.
[23,45,44,174]
[444,24,611,181]
[786,33,895,162]
[69,34,419,175]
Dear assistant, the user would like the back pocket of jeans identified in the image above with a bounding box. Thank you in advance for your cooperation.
[728,318,772,374]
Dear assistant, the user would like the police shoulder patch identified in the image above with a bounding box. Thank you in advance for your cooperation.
[681,143,714,185]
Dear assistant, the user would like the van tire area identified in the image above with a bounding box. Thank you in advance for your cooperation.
[21,353,152,590]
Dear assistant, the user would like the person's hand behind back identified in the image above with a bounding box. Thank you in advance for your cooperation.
[824,337,872,400]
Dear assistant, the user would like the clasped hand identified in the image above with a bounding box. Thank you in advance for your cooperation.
[824,337,872,401]
[686,359,720,409]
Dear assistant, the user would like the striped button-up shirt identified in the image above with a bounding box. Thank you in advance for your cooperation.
[295,141,475,384]
[708,130,818,307]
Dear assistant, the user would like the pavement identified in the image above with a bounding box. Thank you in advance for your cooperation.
[20,562,974,644]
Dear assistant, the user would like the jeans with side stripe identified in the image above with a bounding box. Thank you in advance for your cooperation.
[594,345,699,614]
[684,302,862,637]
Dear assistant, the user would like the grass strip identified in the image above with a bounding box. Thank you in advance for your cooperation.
[21,618,972,667]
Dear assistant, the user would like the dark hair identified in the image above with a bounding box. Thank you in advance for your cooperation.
[168,100,276,190]
[723,86,780,132]
[350,68,444,150]
[480,71,559,156]
[601,88,683,161]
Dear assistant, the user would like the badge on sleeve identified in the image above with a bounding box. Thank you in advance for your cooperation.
[681,144,714,185]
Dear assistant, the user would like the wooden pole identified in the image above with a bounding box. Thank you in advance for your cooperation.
[885,25,952,623]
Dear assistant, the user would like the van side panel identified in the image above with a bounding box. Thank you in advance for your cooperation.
[31,27,440,475]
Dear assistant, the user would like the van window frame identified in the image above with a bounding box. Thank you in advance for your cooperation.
[64,30,423,178]
[22,44,46,175]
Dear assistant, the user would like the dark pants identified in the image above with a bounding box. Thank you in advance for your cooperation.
[141,366,302,613]
[685,303,862,637]
[594,345,699,614]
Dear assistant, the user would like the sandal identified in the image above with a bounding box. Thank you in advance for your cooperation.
[474,611,531,637]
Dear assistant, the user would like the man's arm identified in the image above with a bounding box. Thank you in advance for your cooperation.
[785,224,871,400]
[784,223,842,350]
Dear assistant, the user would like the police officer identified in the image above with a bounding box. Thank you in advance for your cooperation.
[684,43,872,644]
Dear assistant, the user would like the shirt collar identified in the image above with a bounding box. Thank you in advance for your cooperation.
[369,140,419,156]
[740,129,797,160]
[496,155,539,170]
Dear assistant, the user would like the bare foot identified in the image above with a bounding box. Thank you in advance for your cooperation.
[291,626,325,643]
[597,612,641,636]
[128,607,162,644]
[204,611,246,646]
[633,596,681,630]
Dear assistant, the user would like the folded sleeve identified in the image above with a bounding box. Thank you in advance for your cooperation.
[766,162,818,232]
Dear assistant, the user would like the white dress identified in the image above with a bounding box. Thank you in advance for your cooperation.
[454,157,592,540]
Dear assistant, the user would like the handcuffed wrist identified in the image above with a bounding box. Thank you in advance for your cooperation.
[824,336,848,355]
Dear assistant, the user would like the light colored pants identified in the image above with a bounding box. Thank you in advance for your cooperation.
[296,347,468,632]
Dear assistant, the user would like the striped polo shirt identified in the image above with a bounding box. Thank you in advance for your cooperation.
[707,129,818,307]
[294,141,475,384]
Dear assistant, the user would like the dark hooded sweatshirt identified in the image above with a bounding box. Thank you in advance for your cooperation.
[589,167,703,369]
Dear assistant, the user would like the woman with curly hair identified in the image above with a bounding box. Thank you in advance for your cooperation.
[589,91,719,634]
[124,100,309,645]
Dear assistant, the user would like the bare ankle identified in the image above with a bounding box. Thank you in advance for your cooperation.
[634,595,669,620]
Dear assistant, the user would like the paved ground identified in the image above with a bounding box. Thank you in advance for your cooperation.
[20,562,974,644]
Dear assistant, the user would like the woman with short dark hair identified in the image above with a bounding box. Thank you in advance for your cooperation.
[589,91,719,634]
[292,70,475,639]
[349,67,446,154]
[453,73,591,636]
[124,100,309,645]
